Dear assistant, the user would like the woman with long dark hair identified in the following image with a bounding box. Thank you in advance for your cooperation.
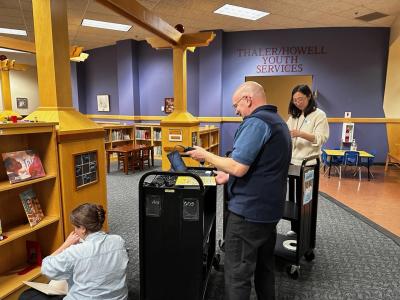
[287,84,329,166]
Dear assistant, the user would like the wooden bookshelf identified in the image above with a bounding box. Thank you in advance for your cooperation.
[199,126,220,155]
[134,123,162,159]
[198,126,220,167]
[0,123,64,300]
[100,124,135,150]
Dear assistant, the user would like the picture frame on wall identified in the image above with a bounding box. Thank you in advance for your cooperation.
[164,97,174,114]
[97,94,110,112]
[16,97,28,109]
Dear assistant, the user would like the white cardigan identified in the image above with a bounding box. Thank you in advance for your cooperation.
[287,108,330,166]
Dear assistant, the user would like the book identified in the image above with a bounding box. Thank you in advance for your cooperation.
[19,188,45,227]
[18,240,43,275]
[1,150,45,184]
[23,280,68,295]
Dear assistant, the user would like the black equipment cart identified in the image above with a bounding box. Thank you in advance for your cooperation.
[275,156,320,279]
[139,169,218,300]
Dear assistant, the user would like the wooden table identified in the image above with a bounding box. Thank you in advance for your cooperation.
[106,145,142,175]
[106,145,155,175]
[323,149,375,180]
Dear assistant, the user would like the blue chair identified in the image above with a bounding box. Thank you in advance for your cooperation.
[322,148,342,177]
[360,150,376,179]
[340,151,361,180]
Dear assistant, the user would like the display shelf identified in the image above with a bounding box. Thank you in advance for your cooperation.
[0,266,41,299]
[100,124,135,150]
[0,175,57,193]
[0,123,63,299]
[198,126,220,156]
[134,123,162,159]
[0,216,60,246]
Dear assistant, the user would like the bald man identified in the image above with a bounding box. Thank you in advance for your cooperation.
[187,81,291,300]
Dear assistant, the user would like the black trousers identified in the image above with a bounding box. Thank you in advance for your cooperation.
[19,289,64,300]
[224,212,277,300]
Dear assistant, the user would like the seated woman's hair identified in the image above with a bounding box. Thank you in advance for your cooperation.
[70,203,106,232]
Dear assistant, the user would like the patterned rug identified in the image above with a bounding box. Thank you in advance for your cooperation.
[106,164,400,300]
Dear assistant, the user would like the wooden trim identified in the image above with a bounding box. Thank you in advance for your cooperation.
[86,115,400,124]
[328,118,400,123]
[57,130,105,143]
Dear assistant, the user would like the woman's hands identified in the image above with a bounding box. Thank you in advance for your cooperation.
[51,231,81,256]
[64,231,81,247]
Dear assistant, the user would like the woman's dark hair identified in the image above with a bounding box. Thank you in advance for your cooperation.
[288,84,317,118]
[70,203,106,233]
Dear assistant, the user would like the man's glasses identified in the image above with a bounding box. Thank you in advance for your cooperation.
[232,96,247,109]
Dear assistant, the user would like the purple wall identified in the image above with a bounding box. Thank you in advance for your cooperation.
[70,62,79,110]
[116,40,140,115]
[220,27,389,162]
[187,50,199,116]
[76,27,389,162]
[199,30,223,116]
[137,43,173,115]
[84,45,119,114]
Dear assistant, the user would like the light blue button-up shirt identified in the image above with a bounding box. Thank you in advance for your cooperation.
[42,231,129,300]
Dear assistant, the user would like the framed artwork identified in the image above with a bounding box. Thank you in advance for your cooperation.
[164,97,174,114]
[97,94,110,112]
[16,97,28,109]
[74,151,98,190]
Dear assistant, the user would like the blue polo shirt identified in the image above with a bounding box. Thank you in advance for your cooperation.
[231,117,271,166]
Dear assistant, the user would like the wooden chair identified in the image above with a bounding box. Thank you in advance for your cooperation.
[140,146,152,169]
[130,148,142,171]
[118,149,142,173]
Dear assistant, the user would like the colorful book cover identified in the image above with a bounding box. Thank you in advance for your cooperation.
[1,150,46,184]
[19,188,45,227]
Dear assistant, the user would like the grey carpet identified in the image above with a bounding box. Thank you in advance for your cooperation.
[106,163,400,300]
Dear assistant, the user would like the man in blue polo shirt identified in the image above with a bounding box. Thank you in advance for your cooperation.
[187,81,291,300]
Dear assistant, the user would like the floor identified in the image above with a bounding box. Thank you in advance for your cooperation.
[319,164,400,237]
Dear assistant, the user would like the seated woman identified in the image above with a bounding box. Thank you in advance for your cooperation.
[20,203,129,300]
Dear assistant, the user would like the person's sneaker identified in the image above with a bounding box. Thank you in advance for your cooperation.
[286,230,297,238]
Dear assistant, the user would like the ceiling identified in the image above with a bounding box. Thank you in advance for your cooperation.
[0,0,399,52]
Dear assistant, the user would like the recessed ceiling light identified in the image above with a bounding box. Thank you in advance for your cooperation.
[214,4,269,20]
[0,48,29,54]
[0,28,27,36]
[81,19,132,32]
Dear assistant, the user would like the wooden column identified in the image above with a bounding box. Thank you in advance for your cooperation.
[31,0,72,108]
[0,68,21,119]
[24,0,108,235]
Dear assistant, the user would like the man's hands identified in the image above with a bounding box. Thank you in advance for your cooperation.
[213,170,229,184]
[186,146,208,162]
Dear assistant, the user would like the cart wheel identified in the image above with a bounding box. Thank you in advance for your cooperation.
[304,250,315,262]
[286,265,300,280]
[213,254,221,271]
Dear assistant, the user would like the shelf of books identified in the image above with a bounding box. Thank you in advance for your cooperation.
[198,126,220,167]
[199,126,220,154]
[100,124,135,150]
[0,123,64,300]
[134,123,162,159]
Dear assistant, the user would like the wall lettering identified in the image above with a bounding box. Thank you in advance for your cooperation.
[235,45,327,73]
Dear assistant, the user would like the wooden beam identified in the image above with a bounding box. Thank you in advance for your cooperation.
[0,36,85,60]
[96,0,182,45]
[147,32,216,49]
[0,36,36,53]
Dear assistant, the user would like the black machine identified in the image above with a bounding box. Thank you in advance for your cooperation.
[274,156,320,279]
[139,153,219,300]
